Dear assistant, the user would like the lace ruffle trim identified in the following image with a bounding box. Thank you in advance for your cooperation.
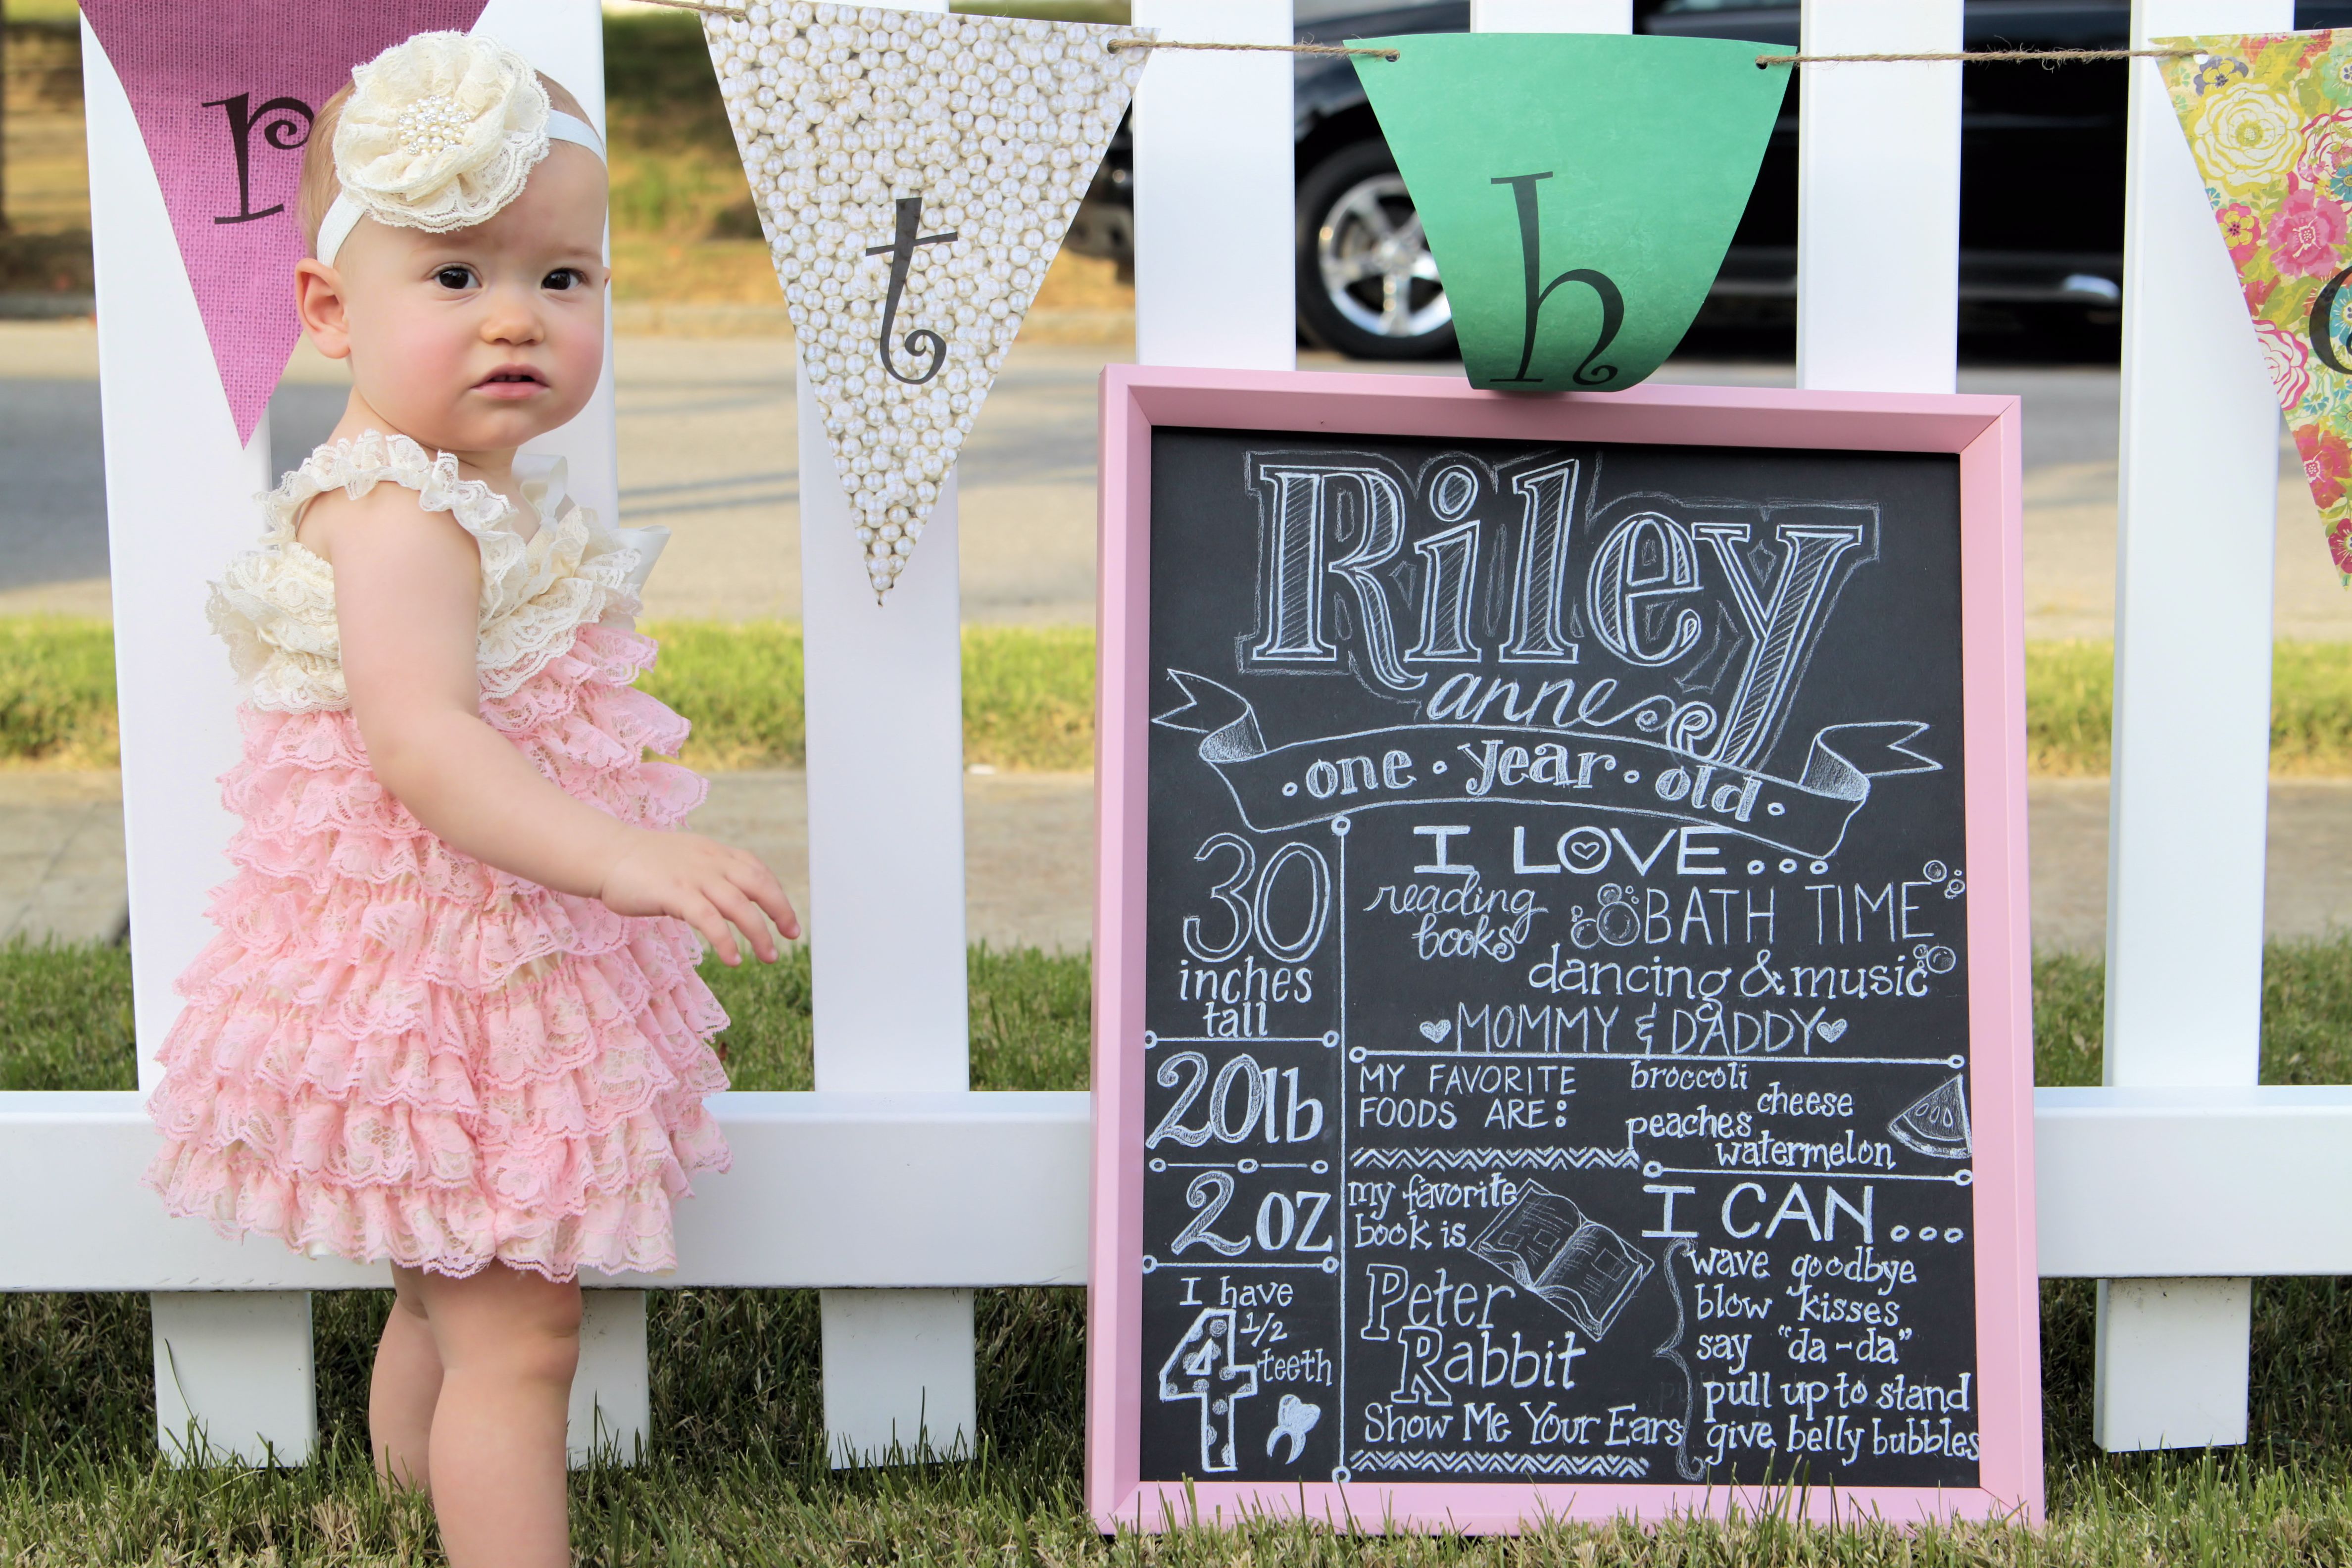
[143,1108,729,1281]
[209,431,644,714]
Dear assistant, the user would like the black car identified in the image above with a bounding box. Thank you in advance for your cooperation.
[1066,0,2352,359]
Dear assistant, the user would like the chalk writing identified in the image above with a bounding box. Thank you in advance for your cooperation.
[1137,432,1979,1489]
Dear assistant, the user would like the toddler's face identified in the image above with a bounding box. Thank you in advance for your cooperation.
[319,145,608,458]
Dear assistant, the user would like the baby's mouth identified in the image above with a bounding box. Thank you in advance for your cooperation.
[476,367,548,397]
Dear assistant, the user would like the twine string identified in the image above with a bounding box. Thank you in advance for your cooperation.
[1106,39,1399,60]
[628,6,1399,58]
[624,1,2227,72]
[1761,45,2209,67]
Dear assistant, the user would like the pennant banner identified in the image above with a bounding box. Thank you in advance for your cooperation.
[80,1,490,444]
[2161,30,2352,578]
[1350,33,1790,394]
[704,4,1148,598]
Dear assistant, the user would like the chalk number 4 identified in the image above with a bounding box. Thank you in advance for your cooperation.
[1158,1307,1259,1472]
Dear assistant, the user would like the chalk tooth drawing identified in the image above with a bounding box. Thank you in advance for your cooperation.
[1266,1393,1322,1463]
[1889,1075,1973,1159]
[1470,1184,1653,1341]
[1157,1308,1261,1473]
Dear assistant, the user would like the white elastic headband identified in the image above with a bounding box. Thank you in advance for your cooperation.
[315,111,605,267]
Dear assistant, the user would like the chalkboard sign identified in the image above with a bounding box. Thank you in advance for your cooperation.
[1086,370,2040,1531]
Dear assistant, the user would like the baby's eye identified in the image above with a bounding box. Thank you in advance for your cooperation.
[434,265,476,291]
[543,267,584,291]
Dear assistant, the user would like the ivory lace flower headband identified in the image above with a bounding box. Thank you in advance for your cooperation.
[316,32,605,266]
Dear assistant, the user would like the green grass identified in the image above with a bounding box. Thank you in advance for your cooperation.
[0,618,118,769]
[957,624,1096,773]
[0,618,1095,774]
[2026,638,2352,777]
[635,618,808,771]
[2021,639,2113,779]
[637,620,1094,772]
[12,938,2352,1560]
[2272,642,2352,777]
[15,618,2352,778]
[700,942,1091,1092]
[2031,949,2105,1090]
[0,939,132,1090]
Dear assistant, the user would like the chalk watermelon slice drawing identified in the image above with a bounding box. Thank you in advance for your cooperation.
[1889,1075,1972,1159]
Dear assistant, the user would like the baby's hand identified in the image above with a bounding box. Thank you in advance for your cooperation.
[597,830,801,966]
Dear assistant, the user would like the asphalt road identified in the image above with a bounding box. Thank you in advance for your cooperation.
[5,321,2349,637]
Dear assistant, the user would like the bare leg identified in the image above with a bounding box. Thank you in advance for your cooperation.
[413,1263,582,1568]
[370,1266,442,1492]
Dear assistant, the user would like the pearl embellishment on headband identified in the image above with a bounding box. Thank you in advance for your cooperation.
[395,95,474,158]
[328,33,557,243]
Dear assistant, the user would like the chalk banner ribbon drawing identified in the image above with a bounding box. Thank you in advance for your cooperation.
[1156,672,1938,861]
[1087,370,2043,1532]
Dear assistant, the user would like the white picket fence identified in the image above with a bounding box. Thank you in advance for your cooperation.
[0,0,2329,1470]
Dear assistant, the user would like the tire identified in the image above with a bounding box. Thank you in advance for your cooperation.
[1294,140,1457,362]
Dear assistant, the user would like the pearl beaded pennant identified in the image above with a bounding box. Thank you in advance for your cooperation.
[704,2,1150,600]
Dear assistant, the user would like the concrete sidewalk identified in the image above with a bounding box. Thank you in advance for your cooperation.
[9,768,2349,957]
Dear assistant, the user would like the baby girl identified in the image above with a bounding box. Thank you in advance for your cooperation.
[140,32,795,1568]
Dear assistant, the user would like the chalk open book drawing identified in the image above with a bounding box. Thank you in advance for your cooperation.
[1470,1185,1654,1341]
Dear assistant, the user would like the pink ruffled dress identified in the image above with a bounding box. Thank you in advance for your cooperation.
[143,431,730,1281]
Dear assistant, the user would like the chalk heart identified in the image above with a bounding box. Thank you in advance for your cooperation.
[1817,1018,1850,1043]
[1419,1020,1452,1044]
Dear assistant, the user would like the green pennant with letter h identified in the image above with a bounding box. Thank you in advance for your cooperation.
[1351,33,1793,392]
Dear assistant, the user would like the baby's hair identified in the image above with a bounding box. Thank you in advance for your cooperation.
[298,70,592,255]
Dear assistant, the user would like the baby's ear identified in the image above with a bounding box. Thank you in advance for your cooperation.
[294,259,353,360]
[538,70,589,123]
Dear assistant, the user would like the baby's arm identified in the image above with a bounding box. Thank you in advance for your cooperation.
[323,487,799,964]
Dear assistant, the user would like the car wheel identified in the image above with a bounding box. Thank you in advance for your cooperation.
[1295,140,1456,361]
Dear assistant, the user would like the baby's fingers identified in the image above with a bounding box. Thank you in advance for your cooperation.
[731,856,800,941]
[682,892,743,967]
[709,879,780,964]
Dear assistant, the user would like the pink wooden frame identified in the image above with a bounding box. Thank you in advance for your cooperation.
[1087,366,2038,1533]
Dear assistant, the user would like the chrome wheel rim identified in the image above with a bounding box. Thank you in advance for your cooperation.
[1317,173,1450,340]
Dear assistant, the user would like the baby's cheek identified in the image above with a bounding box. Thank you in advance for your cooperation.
[359,309,473,417]
[552,302,607,390]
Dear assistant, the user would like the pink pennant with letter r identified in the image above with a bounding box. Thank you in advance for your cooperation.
[79,1,489,444]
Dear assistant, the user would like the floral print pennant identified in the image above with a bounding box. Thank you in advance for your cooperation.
[2162,31,2352,579]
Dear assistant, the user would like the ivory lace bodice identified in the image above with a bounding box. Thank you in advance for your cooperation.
[207,431,664,713]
